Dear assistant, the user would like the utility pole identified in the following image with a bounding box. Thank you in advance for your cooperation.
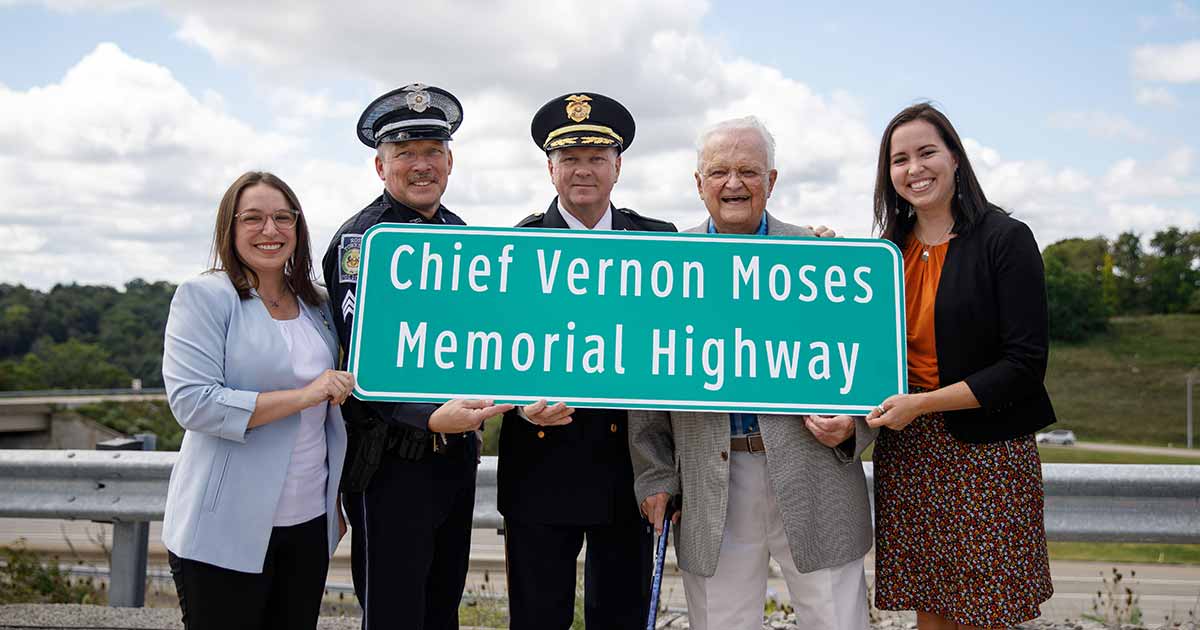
[1188,372,1194,450]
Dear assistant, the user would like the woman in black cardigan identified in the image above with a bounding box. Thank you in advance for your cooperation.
[866,103,1056,630]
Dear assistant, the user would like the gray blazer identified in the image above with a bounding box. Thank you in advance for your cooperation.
[628,212,877,577]
[161,272,348,573]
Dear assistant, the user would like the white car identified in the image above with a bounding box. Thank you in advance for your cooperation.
[1035,429,1077,446]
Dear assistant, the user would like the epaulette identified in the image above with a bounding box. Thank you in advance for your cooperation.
[516,212,545,228]
[624,207,672,224]
[618,207,675,229]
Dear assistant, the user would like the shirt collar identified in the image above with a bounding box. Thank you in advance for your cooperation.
[557,200,614,231]
[383,189,445,224]
[707,212,768,235]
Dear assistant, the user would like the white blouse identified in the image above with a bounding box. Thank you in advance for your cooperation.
[272,307,332,527]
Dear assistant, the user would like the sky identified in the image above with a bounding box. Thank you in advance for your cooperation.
[0,0,1197,289]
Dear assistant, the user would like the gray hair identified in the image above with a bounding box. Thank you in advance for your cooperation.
[695,116,776,171]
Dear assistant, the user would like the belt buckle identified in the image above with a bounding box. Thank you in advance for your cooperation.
[747,432,764,454]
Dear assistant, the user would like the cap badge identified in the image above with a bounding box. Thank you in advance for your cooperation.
[565,94,592,123]
[406,89,431,113]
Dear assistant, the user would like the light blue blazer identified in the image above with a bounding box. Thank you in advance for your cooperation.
[160,271,348,573]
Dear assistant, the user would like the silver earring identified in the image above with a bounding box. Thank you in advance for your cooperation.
[955,170,962,202]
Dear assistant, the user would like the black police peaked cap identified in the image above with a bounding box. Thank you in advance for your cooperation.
[531,92,635,154]
[357,83,463,148]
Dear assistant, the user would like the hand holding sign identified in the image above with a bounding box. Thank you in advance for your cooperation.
[803,414,855,447]
[429,399,514,433]
[522,399,574,426]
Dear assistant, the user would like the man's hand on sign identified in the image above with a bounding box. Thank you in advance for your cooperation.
[805,225,837,238]
[866,393,927,431]
[521,399,575,426]
[430,399,514,433]
[640,492,679,535]
[803,414,855,447]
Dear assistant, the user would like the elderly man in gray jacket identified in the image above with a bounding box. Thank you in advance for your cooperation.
[629,116,876,630]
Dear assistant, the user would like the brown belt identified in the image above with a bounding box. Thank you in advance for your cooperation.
[730,433,766,453]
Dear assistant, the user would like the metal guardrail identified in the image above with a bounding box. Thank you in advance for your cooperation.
[1,450,1198,606]
[0,388,167,399]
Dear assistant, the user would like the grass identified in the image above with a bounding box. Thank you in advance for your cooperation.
[859,443,1199,464]
[1035,445,1200,464]
[1045,314,1200,446]
[1048,542,1200,565]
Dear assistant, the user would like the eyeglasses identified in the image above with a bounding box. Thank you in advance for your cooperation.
[235,209,300,230]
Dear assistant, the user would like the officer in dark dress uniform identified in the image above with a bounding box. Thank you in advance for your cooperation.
[322,83,511,630]
[499,92,677,629]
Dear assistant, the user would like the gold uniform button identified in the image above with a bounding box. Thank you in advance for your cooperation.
[537,431,546,439]
[610,423,618,433]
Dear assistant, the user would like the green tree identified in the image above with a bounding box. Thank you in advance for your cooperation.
[1101,252,1118,316]
[1145,228,1199,314]
[1043,237,1108,278]
[1044,256,1107,342]
[1110,232,1146,314]
[23,338,132,389]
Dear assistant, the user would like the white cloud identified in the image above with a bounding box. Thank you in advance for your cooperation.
[1046,111,1149,141]
[2,2,1199,289]
[1133,40,1200,83]
[0,43,342,288]
[963,138,1200,245]
[1135,86,1179,107]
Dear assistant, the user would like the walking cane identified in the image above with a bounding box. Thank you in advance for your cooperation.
[645,500,676,630]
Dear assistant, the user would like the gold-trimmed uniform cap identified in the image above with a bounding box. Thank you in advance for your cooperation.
[531,92,635,154]
[357,83,463,148]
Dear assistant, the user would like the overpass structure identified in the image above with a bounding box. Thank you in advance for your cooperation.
[0,390,166,446]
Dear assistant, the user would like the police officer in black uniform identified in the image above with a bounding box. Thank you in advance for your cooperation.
[322,83,512,630]
[498,92,677,629]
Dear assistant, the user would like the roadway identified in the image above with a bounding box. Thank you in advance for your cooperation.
[3,518,1197,622]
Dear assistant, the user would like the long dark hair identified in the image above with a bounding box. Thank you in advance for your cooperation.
[872,103,996,246]
[209,171,322,306]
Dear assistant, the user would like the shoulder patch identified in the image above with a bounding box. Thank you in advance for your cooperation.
[516,212,545,228]
[338,234,363,284]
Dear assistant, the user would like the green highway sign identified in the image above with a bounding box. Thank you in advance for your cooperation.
[347,224,907,415]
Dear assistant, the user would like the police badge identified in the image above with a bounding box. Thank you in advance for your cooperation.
[565,94,592,122]
[405,84,431,113]
[338,234,362,284]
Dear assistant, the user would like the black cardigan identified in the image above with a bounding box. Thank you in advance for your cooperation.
[929,208,1057,443]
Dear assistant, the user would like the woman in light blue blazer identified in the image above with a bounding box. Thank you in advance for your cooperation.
[162,171,353,630]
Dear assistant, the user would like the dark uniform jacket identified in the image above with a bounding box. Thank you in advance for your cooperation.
[497,198,676,526]
[321,190,466,432]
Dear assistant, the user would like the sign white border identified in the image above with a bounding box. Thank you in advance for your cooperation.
[348,225,906,414]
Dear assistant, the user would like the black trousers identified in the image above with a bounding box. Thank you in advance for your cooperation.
[504,518,653,630]
[343,441,477,630]
[168,514,329,630]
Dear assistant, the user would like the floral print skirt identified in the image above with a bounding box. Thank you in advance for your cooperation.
[873,400,1053,627]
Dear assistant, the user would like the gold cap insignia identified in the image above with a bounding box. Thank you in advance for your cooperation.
[565,94,592,123]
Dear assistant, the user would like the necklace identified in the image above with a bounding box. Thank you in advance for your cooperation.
[917,222,954,262]
[256,286,290,309]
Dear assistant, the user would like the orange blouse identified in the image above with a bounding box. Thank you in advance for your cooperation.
[904,236,950,390]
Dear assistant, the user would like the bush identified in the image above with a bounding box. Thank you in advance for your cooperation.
[0,542,101,604]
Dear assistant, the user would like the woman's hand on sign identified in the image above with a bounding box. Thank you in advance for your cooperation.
[866,393,927,431]
[521,399,574,426]
[805,225,837,238]
[430,399,514,433]
[804,414,855,447]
